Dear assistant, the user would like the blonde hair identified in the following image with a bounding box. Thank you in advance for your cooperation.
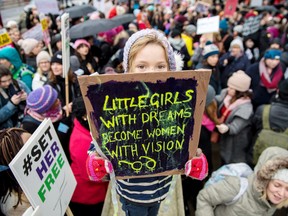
[127,34,169,73]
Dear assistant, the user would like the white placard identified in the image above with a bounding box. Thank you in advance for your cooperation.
[22,24,43,41]
[9,119,76,216]
[35,0,60,15]
[93,0,105,14]
[242,15,262,36]
[250,0,263,7]
[61,13,70,77]
[196,16,220,35]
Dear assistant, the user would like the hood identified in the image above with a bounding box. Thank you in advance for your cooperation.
[0,47,22,71]
[253,147,288,201]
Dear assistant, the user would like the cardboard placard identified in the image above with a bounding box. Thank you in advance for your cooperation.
[78,70,211,179]
[35,0,60,15]
[195,1,211,14]
[22,24,43,41]
[197,16,220,35]
[9,119,77,216]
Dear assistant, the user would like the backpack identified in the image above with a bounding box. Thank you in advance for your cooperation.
[253,105,288,164]
[205,163,253,205]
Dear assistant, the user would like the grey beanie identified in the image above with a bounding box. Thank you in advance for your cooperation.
[184,25,196,35]
[123,29,176,73]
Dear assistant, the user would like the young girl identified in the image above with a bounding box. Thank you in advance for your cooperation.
[87,29,208,216]
[0,128,31,215]
[196,146,288,216]
[215,70,253,165]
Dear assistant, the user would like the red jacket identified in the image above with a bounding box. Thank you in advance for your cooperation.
[69,118,108,204]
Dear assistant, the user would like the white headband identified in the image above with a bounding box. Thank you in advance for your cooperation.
[272,169,288,184]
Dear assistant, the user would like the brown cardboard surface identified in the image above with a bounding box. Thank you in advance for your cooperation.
[78,70,211,179]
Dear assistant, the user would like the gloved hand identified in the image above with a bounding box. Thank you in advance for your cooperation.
[185,149,208,180]
[216,124,229,134]
[86,153,113,182]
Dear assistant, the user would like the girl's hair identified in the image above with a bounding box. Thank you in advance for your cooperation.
[127,34,169,72]
[235,90,253,100]
[0,65,12,79]
[0,128,28,207]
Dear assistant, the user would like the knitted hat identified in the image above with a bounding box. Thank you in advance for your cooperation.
[272,169,288,184]
[233,25,243,33]
[123,29,176,73]
[27,85,58,113]
[74,39,90,49]
[203,42,219,59]
[51,51,63,64]
[227,70,251,92]
[264,49,282,60]
[184,25,196,35]
[70,55,84,75]
[36,51,51,66]
[229,38,244,51]
[18,38,39,55]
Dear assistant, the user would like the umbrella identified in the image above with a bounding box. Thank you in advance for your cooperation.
[253,5,278,12]
[111,14,136,25]
[70,19,117,39]
[64,5,96,19]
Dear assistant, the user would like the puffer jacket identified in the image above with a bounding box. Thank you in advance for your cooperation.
[196,146,288,216]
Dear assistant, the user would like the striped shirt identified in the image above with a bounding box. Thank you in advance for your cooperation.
[116,175,173,205]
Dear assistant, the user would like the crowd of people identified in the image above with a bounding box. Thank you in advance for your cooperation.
[0,0,288,215]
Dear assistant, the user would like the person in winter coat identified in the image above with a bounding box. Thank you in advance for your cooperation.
[252,79,288,141]
[0,65,30,130]
[246,49,285,111]
[32,51,51,90]
[69,97,109,216]
[219,38,250,88]
[215,70,253,164]
[0,47,34,90]
[196,146,288,216]
[196,42,221,94]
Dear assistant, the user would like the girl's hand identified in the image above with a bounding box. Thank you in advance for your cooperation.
[216,124,229,134]
[185,148,208,180]
[86,153,113,182]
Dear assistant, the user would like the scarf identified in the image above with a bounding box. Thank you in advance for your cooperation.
[221,94,251,122]
[26,104,63,123]
[259,58,283,93]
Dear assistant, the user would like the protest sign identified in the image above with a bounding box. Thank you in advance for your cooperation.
[242,15,262,36]
[224,0,238,17]
[61,13,70,77]
[250,0,263,7]
[197,16,219,35]
[39,14,52,56]
[35,0,60,15]
[78,70,211,178]
[9,119,76,216]
[22,24,43,41]
[195,1,211,14]
[0,29,13,49]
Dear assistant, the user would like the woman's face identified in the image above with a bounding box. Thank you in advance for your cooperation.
[130,43,168,73]
[38,60,51,72]
[230,46,241,57]
[227,86,236,97]
[207,54,219,67]
[76,44,89,57]
[51,62,63,76]
[266,179,288,205]
[245,39,254,49]
[265,59,280,70]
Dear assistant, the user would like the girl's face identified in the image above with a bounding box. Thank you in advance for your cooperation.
[245,39,254,49]
[230,46,241,57]
[207,54,219,67]
[227,86,236,97]
[130,43,168,73]
[266,179,288,205]
[51,62,63,76]
[265,59,280,70]
[38,60,51,72]
[76,44,89,57]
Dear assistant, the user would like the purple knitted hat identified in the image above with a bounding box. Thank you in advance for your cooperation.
[27,85,58,113]
[123,29,176,73]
